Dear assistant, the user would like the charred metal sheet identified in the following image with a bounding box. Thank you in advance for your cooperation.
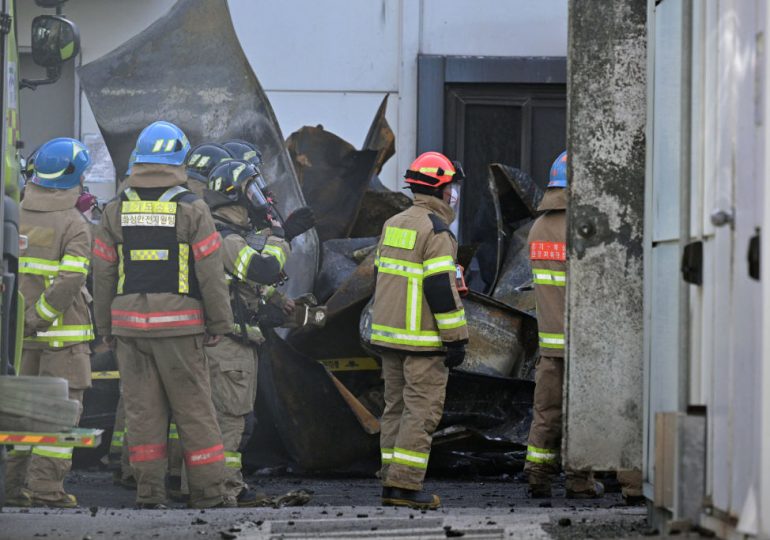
[350,190,411,238]
[462,292,538,380]
[430,372,533,474]
[565,0,645,471]
[258,331,378,471]
[489,163,544,221]
[76,350,120,467]
[78,0,318,299]
[492,221,537,315]
[461,166,508,294]
[291,250,379,401]
[287,126,378,242]
[314,237,378,303]
[362,95,396,180]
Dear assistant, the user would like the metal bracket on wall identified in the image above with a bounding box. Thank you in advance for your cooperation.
[0,13,11,35]
[681,241,703,286]
[748,229,760,281]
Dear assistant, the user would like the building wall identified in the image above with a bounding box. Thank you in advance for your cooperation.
[644,0,769,534]
[18,0,566,194]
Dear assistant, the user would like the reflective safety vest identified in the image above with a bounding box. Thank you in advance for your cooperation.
[528,208,567,356]
[370,201,468,353]
[117,187,201,299]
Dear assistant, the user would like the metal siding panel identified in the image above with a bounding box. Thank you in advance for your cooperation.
[645,242,683,479]
[651,1,683,243]
[420,0,568,57]
[710,0,737,513]
[564,0,646,471]
[728,0,762,517]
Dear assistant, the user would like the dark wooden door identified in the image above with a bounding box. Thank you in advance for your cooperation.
[444,83,566,291]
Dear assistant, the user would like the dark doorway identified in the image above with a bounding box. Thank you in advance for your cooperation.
[417,56,566,293]
[447,83,566,291]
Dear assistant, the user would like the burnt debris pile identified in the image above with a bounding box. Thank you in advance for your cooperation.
[77,0,543,477]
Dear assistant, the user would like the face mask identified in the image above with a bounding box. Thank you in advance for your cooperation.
[449,186,460,210]
[244,179,270,227]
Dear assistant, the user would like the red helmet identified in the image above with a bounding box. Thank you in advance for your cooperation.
[404,151,464,188]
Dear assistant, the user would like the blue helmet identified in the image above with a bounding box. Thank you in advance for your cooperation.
[548,151,567,188]
[31,138,91,190]
[134,121,190,166]
[125,148,137,177]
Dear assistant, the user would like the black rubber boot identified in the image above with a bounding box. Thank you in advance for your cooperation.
[527,470,552,499]
[237,487,268,507]
[135,502,168,510]
[382,487,441,510]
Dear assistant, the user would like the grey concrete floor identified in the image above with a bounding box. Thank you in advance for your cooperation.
[0,472,665,539]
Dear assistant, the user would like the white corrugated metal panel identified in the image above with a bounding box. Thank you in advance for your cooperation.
[761,0,770,529]
[420,0,568,56]
[710,0,737,514]
[644,0,685,485]
[728,0,762,520]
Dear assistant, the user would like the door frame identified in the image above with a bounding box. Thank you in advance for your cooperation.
[416,55,566,154]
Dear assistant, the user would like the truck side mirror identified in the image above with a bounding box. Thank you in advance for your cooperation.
[31,15,80,68]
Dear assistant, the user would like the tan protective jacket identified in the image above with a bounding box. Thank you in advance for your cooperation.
[528,188,567,357]
[371,194,468,353]
[212,204,290,338]
[93,163,233,338]
[20,184,94,349]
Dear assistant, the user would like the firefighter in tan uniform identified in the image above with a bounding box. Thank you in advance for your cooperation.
[371,152,469,510]
[93,121,234,509]
[158,142,238,497]
[5,138,94,508]
[199,159,314,505]
[524,151,604,499]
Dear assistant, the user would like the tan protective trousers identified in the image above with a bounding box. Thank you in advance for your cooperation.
[113,397,181,485]
[379,352,448,491]
[524,355,563,477]
[109,395,133,482]
[116,335,225,507]
[164,337,257,502]
[524,355,593,488]
[5,344,90,500]
[208,336,258,501]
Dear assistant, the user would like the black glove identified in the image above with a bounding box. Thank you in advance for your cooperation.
[255,302,290,328]
[443,342,466,368]
[284,206,316,241]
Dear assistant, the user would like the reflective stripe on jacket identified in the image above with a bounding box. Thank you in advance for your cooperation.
[93,163,233,338]
[370,194,468,353]
[529,188,567,357]
[20,183,94,349]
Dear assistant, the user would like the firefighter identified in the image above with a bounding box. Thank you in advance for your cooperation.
[371,152,468,510]
[159,142,237,496]
[185,143,233,197]
[222,139,263,168]
[5,138,94,508]
[199,159,312,505]
[92,120,234,509]
[524,151,604,499]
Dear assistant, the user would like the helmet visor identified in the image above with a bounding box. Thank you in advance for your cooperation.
[245,179,269,212]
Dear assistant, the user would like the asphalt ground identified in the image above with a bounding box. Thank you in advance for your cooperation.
[0,472,695,539]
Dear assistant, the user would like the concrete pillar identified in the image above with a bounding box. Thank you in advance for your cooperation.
[563,0,647,471]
